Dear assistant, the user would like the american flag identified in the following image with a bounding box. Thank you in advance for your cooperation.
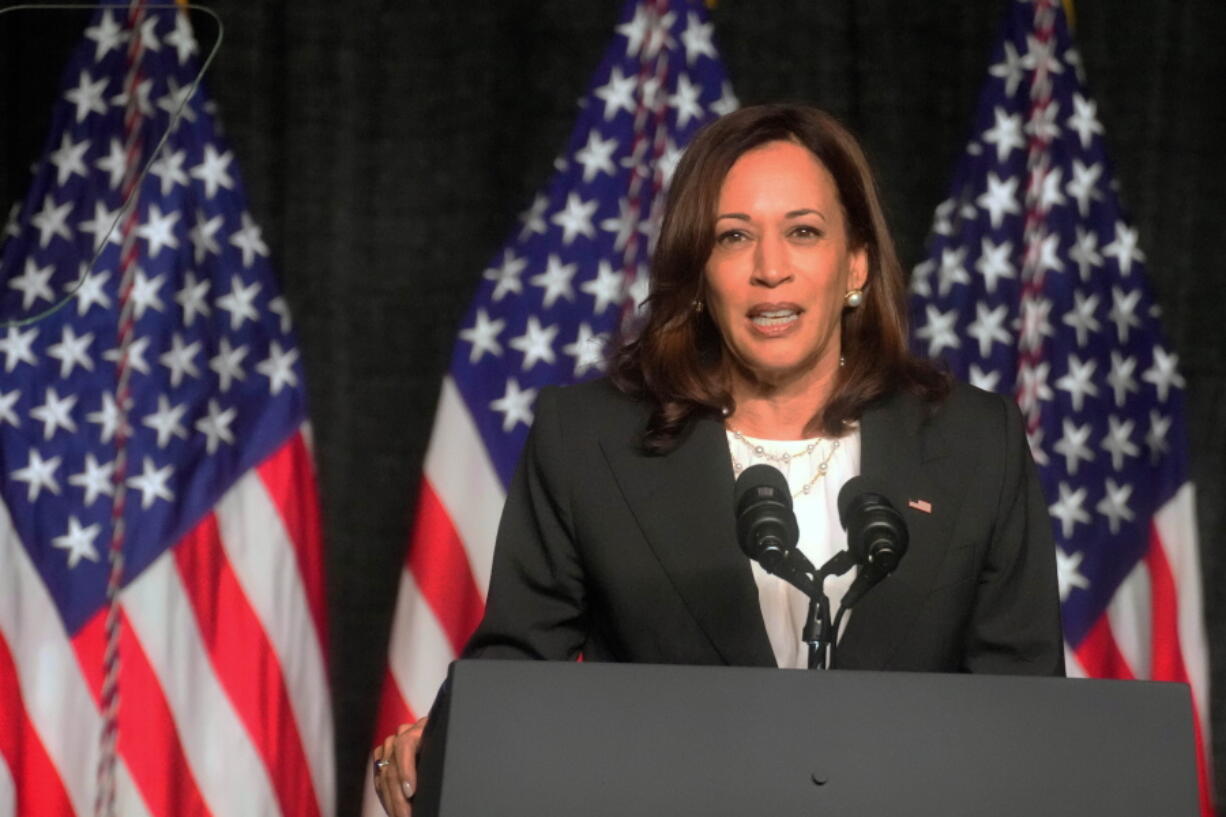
[0,4,332,817]
[909,0,1211,811]
[363,0,734,811]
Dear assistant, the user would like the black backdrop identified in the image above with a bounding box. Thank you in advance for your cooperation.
[2,1,1224,813]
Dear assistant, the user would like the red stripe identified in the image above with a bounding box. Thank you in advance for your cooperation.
[1072,615,1135,680]
[0,631,76,817]
[174,512,323,817]
[71,609,213,817]
[1144,527,1214,816]
[255,431,329,658]
[373,667,417,750]
[406,479,485,655]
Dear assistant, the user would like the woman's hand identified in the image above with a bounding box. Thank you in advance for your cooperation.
[372,718,428,817]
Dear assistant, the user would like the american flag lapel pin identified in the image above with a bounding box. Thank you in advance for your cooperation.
[907,498,933,514]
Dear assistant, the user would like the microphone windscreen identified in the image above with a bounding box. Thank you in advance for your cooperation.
[837,474,889,524]
[734,463,792,513]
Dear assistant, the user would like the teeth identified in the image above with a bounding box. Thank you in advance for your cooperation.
[751,311,798,327]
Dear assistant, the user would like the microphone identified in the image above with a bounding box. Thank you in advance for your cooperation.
[836,476,909,610]
[734,464,818,598]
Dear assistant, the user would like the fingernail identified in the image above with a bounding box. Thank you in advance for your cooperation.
[401,780,414,799]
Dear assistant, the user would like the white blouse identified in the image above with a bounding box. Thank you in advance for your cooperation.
[726,427,862,669]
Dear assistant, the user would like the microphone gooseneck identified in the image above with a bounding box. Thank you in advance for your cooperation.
[836,476,910,611]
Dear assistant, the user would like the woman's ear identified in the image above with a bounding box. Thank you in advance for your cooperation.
[849,247,868,292]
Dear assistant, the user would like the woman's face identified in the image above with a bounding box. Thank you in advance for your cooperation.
[704,139,867,390]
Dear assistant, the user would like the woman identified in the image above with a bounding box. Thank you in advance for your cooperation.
[373,104,1063,815]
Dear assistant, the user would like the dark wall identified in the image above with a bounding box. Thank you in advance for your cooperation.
[3,2,1223,813]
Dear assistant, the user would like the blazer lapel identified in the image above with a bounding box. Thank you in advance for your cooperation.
[598,414,776,668]
[837,391,963,669]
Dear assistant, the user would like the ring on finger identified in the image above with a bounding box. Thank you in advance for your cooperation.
[373,758,390,775]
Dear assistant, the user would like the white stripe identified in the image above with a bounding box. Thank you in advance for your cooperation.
[1061,641,1087,678]
[0,751,15,817]
[1105,558,1151,678]
[123,552,283,817]
[0,500,151,817]
[423,377,506,594]
[215,454,335,815]
[1153,483,1210,734]
[386,568,457,719]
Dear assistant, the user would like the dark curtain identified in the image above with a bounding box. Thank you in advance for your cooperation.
[3,1,1224,813]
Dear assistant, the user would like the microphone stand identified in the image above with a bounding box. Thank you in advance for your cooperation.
[799,551,856,670]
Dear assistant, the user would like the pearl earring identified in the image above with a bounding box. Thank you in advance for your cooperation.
[843,289,864,308]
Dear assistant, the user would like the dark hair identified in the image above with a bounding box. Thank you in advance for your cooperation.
[611,103,948,452]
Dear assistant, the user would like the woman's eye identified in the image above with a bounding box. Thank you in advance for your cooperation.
[716,229,749,245]
[790,225,823,240]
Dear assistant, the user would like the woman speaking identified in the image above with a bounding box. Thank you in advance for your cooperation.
[372,104,1064,816]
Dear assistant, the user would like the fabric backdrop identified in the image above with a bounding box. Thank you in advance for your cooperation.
[2,1,1223,813]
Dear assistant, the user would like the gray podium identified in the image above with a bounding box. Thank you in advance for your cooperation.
[415,659,1199,817]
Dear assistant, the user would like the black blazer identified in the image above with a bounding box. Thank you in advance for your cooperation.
[464,378,1064,676]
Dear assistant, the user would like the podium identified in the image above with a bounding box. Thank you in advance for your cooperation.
[416,659,1199,817]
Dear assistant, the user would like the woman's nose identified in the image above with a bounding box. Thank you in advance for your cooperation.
[752,234,792,287]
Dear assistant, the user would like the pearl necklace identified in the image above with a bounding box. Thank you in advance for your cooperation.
[727,427,841,498]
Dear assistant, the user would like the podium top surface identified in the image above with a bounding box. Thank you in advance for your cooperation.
[419,659,1199,817]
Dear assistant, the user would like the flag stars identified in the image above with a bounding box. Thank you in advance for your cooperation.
[196,399,237,454]
[616,6,675,59]
[130,269,167,319]
[490,378,537,433]
[562,323,607,378]
[1054,546,1091,601]
[8,259,56,309]
[217,276,262,330]
[84,11,127,61]
[63,70,109,122]
[509,316,559,371]
[710,80,739,117]
[210,337,248,392]
[53,517,102,570]
[31,195,74,248]
[1037,167,1066,212]
[87,392,126,444]
[142,395,189,448]
[149,148,190,196]
[517,194,549,240]
[1055,353,1098,412]
[11,450,62,502]
[966,302,1012,359]
[230,212,270,267]
[981,107,1024,163]
[1108,286,1142,344]
[69,454,115,506]
[574,130,619,183]
[1024,99,1061,142]
[159,333,202,387]
[0,326,38,371]
[1066,159,1104,216]
[936,247,970,296]
[256,341,300,395]
[1106,351,1140,407]
[594,65,638,121]
[680,11,717,64]
[530,254,578,308]
[127,457,175,510]
[103,335,152,375]
[176,271,211,326]
[1096,478,1135,534]
[1066,93,1104,149]
[1142,346,1185,403]
[915,304,960,358]
[136,204,181,258]
[1017,296,1055,354]
[79,201,123,251]
[269,296,292,334]
[190,145,235,199]
[189,209,224,264]
[1102,415,1139,471]
[968,364,1001,393]
[975,238,1016,293]
[1049,483,1092,541]
[1103,222,1145,277]
[49,133,91,186]
[111,76,154,118]
[1021,33,1064,77]
[95,139,128,190]
[0,390,19,428]
[157,77,198,123]
[1053,419,1094,476]
[459,308,505,363]
[1146,410,1172,463]
[47,325,95,378]
[581,260,625,314]
[989,40,1025,96]
[670,74,705,129]
[30,387,78,440]
[550,193,598,245]
[1069,226,1102,281]
[484,249,527,302]
[600,198,639,253]
[1016,361,1053,417]
[164,11,199,64]
[976,172,1021,229]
